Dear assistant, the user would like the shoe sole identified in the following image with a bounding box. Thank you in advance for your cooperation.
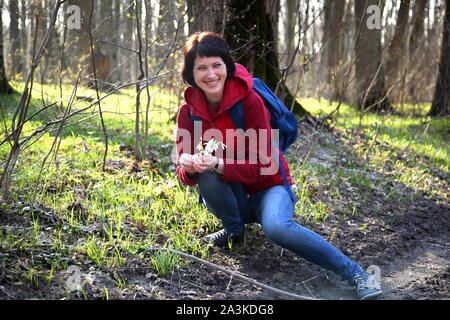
[204,232,245,247]
[210,237,244,247]
[359,290,383,300]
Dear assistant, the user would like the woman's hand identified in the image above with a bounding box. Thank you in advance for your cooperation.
[178,153,197,174]
[193,153,216,172]
[179,153,221,174]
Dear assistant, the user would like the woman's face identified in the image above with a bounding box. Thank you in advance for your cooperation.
[193,55,227,106]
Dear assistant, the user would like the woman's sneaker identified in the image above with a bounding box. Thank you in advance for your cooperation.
[204,229,244,247]
[353,273,382,300]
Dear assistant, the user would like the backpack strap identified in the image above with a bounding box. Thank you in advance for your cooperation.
[189,112,204,204]
[272,144,296,202]
[228,100,245,131]
[189,112,204,150]
[228,99,296,203]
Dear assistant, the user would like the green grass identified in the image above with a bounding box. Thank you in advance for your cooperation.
[301,98,449,171]
[290,98,449,223]
[0,81,211,283]
[0,81,448,297]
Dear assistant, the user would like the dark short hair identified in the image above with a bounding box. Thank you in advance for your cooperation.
[181,31,236,88]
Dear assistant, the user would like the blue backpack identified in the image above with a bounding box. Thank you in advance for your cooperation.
[190,78,298,202]
[229,78,298,155]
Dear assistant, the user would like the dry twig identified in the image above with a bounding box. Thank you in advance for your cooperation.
[143,246,320,300]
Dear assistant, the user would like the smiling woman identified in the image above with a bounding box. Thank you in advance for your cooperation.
[193,56,227,106]
[175,31,382,300]
[181,31,236,91]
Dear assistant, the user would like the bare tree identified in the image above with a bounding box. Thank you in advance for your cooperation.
[187,0,226,35]
[9,0,21,75]
[354,0,390,112]
[409,0,427,58]
[324,0,346,101]
[0,0,14,94]
[429,0,449,117]
[1,0,66,200]
[407,0,428,105]
[385,0,410,105]
[134,0,144,161]
[224,0,311,117]
[284,0,298,66]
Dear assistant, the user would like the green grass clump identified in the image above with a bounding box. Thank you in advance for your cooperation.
[289,98,448,224]
[301,98,449,171]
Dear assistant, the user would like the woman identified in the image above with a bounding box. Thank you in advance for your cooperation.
[175,31,382,300]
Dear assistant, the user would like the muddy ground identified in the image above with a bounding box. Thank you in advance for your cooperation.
[0,123,448,301]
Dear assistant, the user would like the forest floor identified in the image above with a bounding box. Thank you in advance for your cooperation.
[0,118,448,301]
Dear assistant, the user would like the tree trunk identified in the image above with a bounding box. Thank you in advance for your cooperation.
[112,0,121,84]
[354,0,390,112]
[121,1,136,82]
[407,0,427,105]
[224,0,310,117]
[0,0,14,94]
[341,1,354,65]
[326,0,346,101]
[284,0,297,66]
[101,0,116,86]
[319,0,332,86]
[20,0,28,78]
[9,0,21,76]
[409,0,427,58]
[385,0,410,101]
[187,0,226,35]
[68,0,93,86]
[429,0,449,117]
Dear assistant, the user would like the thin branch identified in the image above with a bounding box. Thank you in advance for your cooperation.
[1,0,67,200]
[84,0,108,172]
[143,246,320,300]
[31,71,82,209]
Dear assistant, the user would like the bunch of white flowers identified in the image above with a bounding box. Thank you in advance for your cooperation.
[196,137,227,156]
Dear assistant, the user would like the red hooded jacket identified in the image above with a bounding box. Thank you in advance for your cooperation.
[176,63,292,195]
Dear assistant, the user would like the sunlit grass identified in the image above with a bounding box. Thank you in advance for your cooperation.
[300,98,449,171]
[288,97,449,225]
[1,80,209,278]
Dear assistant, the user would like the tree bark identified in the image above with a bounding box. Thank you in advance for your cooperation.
[0,0,14,94]
[409,0,427,58]
[284,0,297,66]
[326,0,346,100]
[9,0,21,76]
[407,0,427,105]
[354,0,390,112]
[68,0,93,86]
[187,0,226,35]
[102,0,116,86]
[385,0,410,100]
[20,0,28,77]
[224,0,310,117]
[429,0,449,117]
[110,0,121,85]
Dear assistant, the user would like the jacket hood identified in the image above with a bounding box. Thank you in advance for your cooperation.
[184,63,253,119]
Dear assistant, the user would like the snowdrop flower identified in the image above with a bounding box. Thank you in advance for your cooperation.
[196,138,226,156]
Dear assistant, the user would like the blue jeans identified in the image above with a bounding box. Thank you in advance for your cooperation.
[198,171,364,281]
